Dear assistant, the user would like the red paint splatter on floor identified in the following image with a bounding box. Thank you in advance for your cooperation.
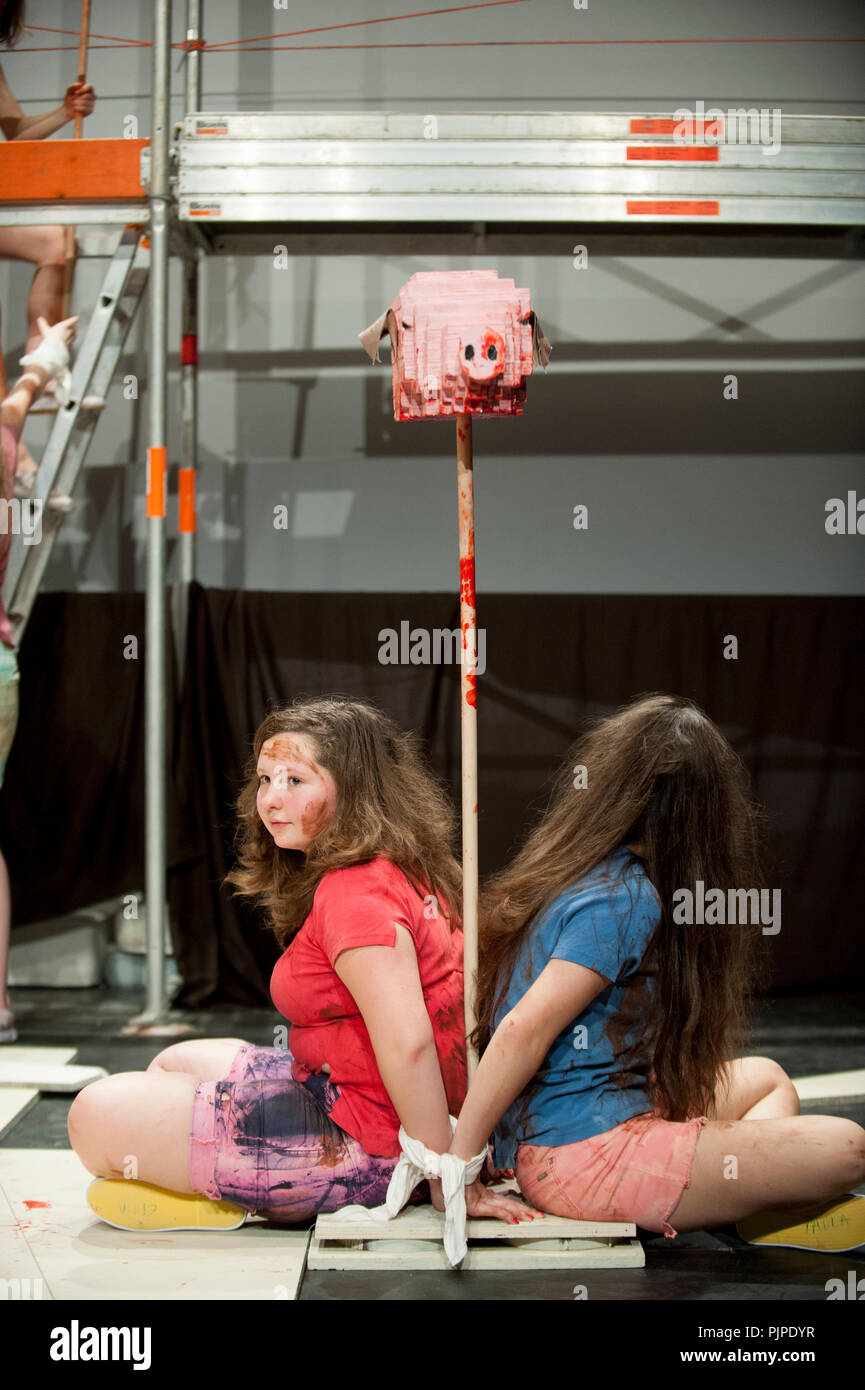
[23,1200,50,1209]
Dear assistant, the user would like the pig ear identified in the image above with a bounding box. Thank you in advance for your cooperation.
[527,311,552,369]
[358,308,396,363]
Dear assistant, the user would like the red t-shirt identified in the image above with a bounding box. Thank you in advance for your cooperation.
[270,857,467,1157]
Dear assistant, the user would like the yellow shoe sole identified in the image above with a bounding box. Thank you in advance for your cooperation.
[87,1179,247,1232]
[737,1193,865,1253]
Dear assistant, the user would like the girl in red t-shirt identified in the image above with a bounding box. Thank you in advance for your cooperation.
[71,696,536,1229]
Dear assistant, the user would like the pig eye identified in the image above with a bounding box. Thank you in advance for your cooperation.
[464,344,475,361]
[486,344,498,361]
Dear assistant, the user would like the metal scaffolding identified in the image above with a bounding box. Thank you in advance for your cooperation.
[1,0,863,1021]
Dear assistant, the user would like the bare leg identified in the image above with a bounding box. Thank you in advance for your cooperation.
[669,1113,865,1232]
[146,1038,248,1078]
[708,1055,800,1122]
[68,1072,202,1192]
[68,1042,252,1196]
[0,225,67,357]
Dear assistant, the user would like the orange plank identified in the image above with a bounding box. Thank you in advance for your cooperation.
[0,139,149,203]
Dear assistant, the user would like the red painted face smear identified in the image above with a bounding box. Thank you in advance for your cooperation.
[299,796,333,839]
[262,734,315,774]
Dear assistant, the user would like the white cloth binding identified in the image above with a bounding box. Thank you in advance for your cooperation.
[327,1116,487,1267]
[20,336,72,405]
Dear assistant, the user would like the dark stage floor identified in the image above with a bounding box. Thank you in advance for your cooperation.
[3,986,863,1302]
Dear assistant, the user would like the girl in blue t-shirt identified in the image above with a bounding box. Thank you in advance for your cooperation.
[448,692,865,1251]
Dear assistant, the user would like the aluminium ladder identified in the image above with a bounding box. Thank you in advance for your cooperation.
[3,226,150,645]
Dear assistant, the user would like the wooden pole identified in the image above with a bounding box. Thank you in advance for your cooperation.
[457,412,480,1081]
[62,0,91,318]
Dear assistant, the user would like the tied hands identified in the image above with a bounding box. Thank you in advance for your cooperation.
[429,1144,544,1224]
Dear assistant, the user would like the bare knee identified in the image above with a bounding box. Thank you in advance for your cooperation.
[823,1118,865,1190]
[741,1055,800,1115]
[757,1056,800,1113]
[67,1075,135,1176]
[146,1037,247,1075]
[39,226,67,268]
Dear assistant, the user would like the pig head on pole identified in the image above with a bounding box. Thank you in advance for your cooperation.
[359,269,551,420]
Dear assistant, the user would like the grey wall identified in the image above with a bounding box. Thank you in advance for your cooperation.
[2,0,864,595]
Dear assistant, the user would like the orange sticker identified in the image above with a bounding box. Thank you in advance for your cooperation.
[630,118,724,137]
[147,446,166,518]
[627,145,719,162]
[627,200,720,216]
[178,468,196,534]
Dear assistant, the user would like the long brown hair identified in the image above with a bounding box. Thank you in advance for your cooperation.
[0,1,25,48]
[474,692,769,1121]
[224,695,462,948]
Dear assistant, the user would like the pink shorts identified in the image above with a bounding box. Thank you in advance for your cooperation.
[515,1110,709,1238]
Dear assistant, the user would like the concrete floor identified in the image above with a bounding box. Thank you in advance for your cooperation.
[2,986,863,1301]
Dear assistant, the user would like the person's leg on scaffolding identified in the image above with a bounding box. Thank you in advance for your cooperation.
[0,224,69,480]
[0,225,67,367]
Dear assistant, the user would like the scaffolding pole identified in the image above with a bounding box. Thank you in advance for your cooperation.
[142,0,172,1022]
[173,0,201,695]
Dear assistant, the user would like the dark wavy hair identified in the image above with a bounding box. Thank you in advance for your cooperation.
[0,1,26,48]
[474,692,770,1122]
[224,695,463,948]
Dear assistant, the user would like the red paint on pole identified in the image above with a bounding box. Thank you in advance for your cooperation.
[459,555,476,608]
[180,333,198,365]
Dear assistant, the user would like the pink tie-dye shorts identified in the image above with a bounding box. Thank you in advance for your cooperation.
[515,1110,709,1238]
[189,1042,430,1223]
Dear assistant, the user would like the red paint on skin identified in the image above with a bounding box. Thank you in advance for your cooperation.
[299,798,332,839]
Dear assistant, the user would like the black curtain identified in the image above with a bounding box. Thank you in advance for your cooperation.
[3,583,862,1004]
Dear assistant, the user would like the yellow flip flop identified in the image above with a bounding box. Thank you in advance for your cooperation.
[737,1193,865,1253]
[87,1178,248,1232]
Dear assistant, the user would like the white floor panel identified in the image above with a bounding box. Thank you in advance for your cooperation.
[0,1150,310,1301]
[792,1069,865,1101]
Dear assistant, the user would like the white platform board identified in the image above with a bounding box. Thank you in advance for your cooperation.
[0,1048,82,1141]
[792,1068,865,1101]
[0,1088,39,1142]
[0,1062,108,1092]
[311,1201,644,1271]
[0,1151,310,1301]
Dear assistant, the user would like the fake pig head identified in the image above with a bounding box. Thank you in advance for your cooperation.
[359,269,551,421]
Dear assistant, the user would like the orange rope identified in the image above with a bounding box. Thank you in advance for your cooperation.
[16,17,865,54]
[203,0,533,48]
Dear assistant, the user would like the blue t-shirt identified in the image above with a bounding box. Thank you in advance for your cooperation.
[491,846,661,1167]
